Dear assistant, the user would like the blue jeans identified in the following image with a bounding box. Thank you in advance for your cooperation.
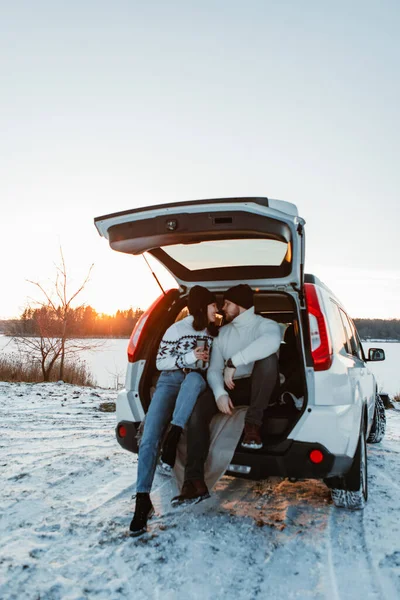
[136,370,207,493]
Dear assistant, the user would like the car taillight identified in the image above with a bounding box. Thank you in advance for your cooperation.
[127,292,169,363]
[309,449,324,464]
[118,425,127,438]
[304,283,333,371]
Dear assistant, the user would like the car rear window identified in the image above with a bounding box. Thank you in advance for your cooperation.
[161,239,289,270]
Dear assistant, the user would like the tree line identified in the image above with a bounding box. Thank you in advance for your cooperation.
[354,319,400,341]
[3,314,399,341]
[3,305,144,338]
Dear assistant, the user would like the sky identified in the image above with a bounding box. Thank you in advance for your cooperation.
[1,0,399,319]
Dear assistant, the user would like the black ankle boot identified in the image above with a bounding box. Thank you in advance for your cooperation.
[161,424,183,468]
[129,492,154,537]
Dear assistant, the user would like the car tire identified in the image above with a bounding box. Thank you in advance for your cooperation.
[367,393,386,444]
[330,428,368,511]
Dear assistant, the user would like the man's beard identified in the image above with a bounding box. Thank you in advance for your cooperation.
[223,309,239,323]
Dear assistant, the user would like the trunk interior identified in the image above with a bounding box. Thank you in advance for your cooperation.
[139,290,307,450]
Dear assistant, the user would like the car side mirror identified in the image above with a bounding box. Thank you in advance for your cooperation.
[367,348,385,361]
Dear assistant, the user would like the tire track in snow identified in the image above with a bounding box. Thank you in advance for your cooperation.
[326,505,397,600]
[83,481,137,515]
[325,512,341,600]
[373,469,400,492]
[327,508,379,600]
[325,418,400,600]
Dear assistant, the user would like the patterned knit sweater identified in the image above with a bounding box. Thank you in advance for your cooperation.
[156,315,214,371]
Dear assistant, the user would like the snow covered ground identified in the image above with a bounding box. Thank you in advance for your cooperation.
[0,382,399,600]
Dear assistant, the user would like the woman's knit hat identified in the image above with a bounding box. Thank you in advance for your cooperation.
[223,284,254,309]
[187,286,217,314]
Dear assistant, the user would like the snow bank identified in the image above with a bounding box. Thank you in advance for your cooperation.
[0,382,399,600]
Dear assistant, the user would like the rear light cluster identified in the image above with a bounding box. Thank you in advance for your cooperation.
[117,425,127,438]
[309,449,324,464]
[304,283,333,371]
[127,292,169,363]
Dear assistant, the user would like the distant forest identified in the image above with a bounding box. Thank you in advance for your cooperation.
[0,306,145,338]
[353,319,400,341]
[0,311,399,340]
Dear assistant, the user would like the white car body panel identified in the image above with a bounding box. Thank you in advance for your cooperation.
[116,389,144,422]
[288,403,362,456]
[116,360,146,422]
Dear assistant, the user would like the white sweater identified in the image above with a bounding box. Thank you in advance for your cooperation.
[207,307,282,401]
[156,315,214,371]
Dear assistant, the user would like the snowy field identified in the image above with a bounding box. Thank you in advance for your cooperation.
[0,382,399,600]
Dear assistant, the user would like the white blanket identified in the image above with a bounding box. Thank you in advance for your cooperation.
[173,406,248,490]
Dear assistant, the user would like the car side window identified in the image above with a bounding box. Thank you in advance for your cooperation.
[349,318,366,361]
[339,309,362,359]
[329,301,349,354]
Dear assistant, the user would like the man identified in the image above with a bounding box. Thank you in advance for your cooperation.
[172,284,281,506]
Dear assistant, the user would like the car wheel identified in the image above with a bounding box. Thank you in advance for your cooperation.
[330,428,367,510]
[367,393,386,444]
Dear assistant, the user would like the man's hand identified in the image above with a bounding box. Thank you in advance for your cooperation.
[224,366,236,390]
[216,394,234,415]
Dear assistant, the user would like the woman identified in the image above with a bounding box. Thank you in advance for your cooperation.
[130,285,218,536]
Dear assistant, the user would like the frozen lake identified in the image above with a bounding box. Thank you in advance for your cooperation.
[0,336,399,395]
[0,336,128,390]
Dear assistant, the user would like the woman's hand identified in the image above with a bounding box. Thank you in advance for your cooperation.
[194,347,209,362]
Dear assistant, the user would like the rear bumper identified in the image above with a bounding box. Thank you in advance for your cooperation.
[228,441,353,480]
[117,421,353,482]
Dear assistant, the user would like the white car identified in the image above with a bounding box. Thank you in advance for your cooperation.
[94,197,386,509]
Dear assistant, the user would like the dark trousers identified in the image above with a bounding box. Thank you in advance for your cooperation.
[184,353,279,481]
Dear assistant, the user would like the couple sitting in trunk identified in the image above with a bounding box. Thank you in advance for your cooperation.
[130,284,281,536]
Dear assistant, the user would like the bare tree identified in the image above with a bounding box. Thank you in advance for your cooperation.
[105,362,125,391]
[12,248,101,382]
[13,306,62,381]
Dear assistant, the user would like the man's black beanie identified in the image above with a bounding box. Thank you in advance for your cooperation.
[187,286,217,314]
[223,284,254,310]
